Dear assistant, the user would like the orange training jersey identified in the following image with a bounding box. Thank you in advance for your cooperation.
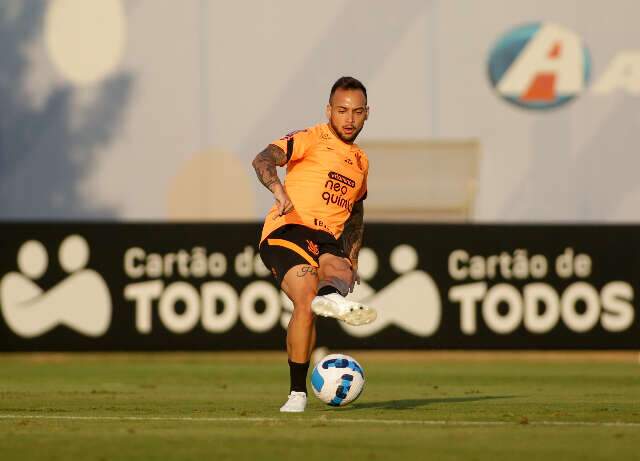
[260,123,369,243]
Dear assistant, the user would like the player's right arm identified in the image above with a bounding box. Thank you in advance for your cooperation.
[252,144,294,216]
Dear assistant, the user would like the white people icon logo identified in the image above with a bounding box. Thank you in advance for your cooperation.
[0,235,112,338]
[342,244,442,337]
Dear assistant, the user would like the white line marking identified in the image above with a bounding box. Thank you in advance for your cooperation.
[0,414,639,427]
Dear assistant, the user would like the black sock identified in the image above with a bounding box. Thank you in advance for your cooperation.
[288,360,310,394]
[317,285,340,296]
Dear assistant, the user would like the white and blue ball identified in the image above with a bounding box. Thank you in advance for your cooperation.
[310,353,365,407]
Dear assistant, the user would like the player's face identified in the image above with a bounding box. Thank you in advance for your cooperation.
[326,89,368,144]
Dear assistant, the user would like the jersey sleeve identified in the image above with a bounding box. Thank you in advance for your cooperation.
[269,129,314,164]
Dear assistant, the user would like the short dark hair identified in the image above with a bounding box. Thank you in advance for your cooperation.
[329,76,367,104]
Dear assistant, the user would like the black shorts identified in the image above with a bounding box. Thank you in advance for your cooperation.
[259,224,346,285]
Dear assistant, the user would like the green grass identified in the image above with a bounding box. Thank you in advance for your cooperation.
[0,352,639,460]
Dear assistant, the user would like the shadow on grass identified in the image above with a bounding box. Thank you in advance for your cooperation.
[332,395,514,411]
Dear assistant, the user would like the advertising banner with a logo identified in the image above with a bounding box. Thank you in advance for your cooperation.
[0,223,637,351]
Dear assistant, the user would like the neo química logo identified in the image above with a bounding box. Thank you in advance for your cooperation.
[488,22,591,110]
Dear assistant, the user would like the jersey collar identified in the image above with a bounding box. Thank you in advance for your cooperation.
[323,123,359,150]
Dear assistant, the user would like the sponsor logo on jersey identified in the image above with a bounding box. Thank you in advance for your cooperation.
[328,171,356,188]
[322,172,357,211]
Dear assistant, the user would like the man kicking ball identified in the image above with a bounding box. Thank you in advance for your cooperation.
[252,76,376,413]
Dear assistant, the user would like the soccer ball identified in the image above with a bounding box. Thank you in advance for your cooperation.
[310,353,365,406]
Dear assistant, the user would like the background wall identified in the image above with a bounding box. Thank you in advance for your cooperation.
[1,0,639,222]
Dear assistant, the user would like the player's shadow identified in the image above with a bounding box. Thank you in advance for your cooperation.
[336,395,513,411]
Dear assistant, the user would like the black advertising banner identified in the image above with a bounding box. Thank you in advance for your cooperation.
[0,223,638,351]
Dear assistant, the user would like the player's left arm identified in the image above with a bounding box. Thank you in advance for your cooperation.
[341,200,364,291]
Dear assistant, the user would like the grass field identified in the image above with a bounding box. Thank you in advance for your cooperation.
[0,351,639,460]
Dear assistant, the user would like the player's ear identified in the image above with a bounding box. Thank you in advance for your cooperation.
[325,103,332,120]
[365,106,369,121]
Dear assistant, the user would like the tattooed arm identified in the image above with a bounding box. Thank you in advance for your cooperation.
[341,200,365,290]
[252,144,294,215]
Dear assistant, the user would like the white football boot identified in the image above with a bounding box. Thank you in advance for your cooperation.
[280,391,307,413]
[311,293,377,326]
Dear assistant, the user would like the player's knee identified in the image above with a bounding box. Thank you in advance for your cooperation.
[291,302,315,324]
[336,266,353,281]
[333,259,352,275]
[318,270,352,294]
[320,260,350,280]
[290,290,316,313]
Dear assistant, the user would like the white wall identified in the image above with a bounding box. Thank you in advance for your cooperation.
[2,0,639,221]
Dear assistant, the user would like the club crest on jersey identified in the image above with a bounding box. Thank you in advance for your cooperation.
[355,152,364,171]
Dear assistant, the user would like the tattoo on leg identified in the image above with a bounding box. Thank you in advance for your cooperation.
[296,266,318,277]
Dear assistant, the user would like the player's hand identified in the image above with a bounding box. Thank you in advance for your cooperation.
[349,263,361,293]
[272,184,294,216]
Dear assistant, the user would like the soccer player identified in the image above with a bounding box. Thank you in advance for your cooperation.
[252,76,376,413]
